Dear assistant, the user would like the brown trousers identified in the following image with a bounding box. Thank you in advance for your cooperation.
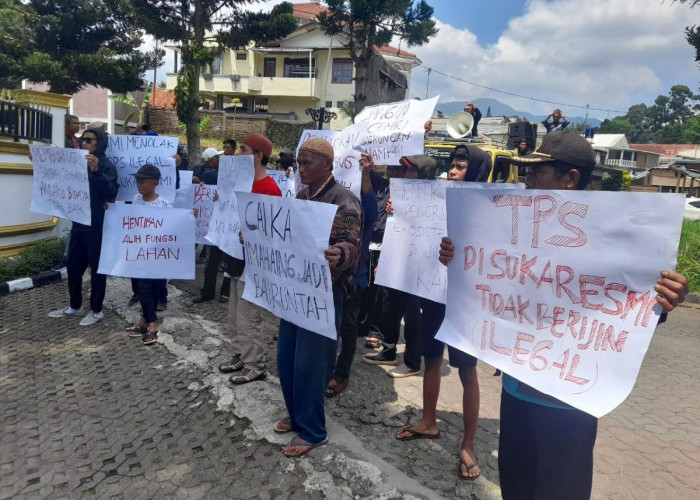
[227,277,265,370]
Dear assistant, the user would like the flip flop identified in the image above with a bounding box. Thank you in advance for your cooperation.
[457,457,480,481]
[395,425,440,441]
[282,436,328,457]
[273,417,295,434]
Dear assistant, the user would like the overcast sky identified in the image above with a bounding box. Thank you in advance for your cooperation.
[162,0,699,119]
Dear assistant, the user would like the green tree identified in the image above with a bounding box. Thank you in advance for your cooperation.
[318,0,437,113]
[1,0,157,94]
[681,115,700,142]
[598,118,636,138]
[129,0,296,163]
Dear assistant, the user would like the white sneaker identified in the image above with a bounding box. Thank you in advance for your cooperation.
[79,311,104,326]
[48,307,84,318]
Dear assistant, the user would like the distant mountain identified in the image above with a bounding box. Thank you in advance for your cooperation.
[436,99,601,127]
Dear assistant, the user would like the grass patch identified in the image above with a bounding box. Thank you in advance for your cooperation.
[677,220,700,293]
[0,238,64,282]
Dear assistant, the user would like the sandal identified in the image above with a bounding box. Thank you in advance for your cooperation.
[273,417,295,434]
[142,332,159,345]
[457,457,480,481]
[282,436,328,457]
[325,378,348,398]
[126,325,147,337]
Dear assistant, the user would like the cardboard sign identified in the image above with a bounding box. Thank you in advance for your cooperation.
[375,179,520,303]
[106,135,178,202]
[237,192,338,339]
[193,184,217,244]
[98,203,195,279]
[29,146,91,225]
[267,170,297,198]
[295,96,438,196]
[436,189,685,417]
[204,155,255,258]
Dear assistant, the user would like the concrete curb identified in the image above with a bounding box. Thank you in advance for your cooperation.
[0,268,67,296]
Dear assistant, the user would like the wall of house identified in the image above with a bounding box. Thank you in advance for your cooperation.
[149,107,278,141]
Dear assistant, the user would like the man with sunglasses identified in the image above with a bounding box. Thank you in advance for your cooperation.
[49,128,118,326]
[439,131,689,499]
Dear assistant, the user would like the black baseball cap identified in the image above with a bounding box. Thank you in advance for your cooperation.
[131,164,161,180]
[509,131,595,172]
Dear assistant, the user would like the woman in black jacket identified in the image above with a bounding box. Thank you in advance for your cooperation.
[48,128,119,326]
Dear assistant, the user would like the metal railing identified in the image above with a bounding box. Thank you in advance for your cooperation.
[0,99,53,143]
[606,158,637,168]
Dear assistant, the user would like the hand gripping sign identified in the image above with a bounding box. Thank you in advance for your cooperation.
[436,189,685,417]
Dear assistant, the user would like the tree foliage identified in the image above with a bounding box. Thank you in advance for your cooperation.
[0,0,156,94]
[318,0,437,112]
[129,0,296,161]
[598,85,700,143]
[109,81,154,131]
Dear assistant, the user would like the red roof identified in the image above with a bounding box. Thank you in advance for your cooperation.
[375,45,417,59]
[630,144,700,157]
[293,2,329,20]
[149,88,176,108]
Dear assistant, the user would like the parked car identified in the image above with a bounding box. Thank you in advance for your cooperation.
[684,197,700,221]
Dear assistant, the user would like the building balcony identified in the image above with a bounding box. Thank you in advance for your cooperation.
[606,159,637,168]
[165,73,317,98]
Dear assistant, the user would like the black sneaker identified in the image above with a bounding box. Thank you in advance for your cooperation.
[362,347,397,365]
[218,359,244,373]
[51,258,68,272]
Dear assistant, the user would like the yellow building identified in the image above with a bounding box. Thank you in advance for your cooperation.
[164,2,421,130]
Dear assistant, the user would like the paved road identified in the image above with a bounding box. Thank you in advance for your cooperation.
[1,269,698,499]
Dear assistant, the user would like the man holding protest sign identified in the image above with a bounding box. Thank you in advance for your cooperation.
[218,133,281,385]
[274,138,361,457]
[439,132,689,499]
[49,128,118,326]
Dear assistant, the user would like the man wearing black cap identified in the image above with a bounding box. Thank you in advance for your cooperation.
[439,131,689,499]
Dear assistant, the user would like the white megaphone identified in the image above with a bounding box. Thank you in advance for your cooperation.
[446,111,474,138]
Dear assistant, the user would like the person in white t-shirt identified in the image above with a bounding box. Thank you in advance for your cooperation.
[126,164,172,346]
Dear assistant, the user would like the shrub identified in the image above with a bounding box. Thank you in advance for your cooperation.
[265,119,315,150]
[601,170,631,191]
[677,220,700,293]
[0,238,65,282]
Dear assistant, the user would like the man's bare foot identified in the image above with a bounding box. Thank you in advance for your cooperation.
[395,423,440,440]
[458,448,480,480]
[282,437,328,457]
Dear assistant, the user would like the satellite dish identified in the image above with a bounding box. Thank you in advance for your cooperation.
[446,111,474,138]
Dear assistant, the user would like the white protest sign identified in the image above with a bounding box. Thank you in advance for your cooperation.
[193,184,216,244]
[267,170,297,198]
[173,170,194,209]
[436,189,685,417]
[295,97,438,197]
[205,155,255,258]
[237,192,338,339]
[29,146,91,226]
[98,203,195,279]
[376,179,521,303]
[105,135,178,202]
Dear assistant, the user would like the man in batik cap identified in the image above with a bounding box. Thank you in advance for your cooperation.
[273,138,361,457]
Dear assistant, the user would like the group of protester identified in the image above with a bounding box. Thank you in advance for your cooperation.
[50,112,689,499]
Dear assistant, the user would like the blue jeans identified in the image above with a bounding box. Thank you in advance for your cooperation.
[277,287,343,444]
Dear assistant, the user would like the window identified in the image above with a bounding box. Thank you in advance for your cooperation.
[325,101,332,108]
[332,58,353,84]
[264,58,276,77]
[254,98,269,113]
[283,57,317,78]
[236,52,247,60]
[210,54,222,75]
[336,101,343,108]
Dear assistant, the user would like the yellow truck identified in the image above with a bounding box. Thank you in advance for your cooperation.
[423,137,521,183]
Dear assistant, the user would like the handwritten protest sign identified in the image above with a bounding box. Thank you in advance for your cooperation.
[267,170,297,198]
[436,189,685,417]
[29,146,91,226]
[237,192,338,339]
[173,170,194,209]
[205,155,255,258]
[295,96,438,196]
[106,135,178,202]
[193,184,216,244]
[98,203,195,279]
[376,179,520,303]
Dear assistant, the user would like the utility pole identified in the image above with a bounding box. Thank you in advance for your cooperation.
[425,67,432,99]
